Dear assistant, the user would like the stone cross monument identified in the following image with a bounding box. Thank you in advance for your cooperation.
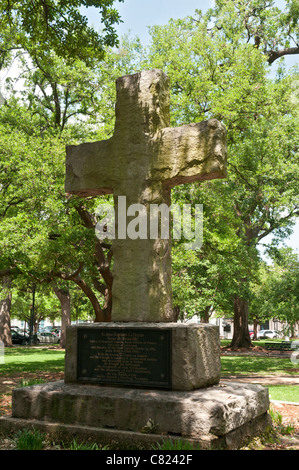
[66,69,227,322]
[4,71,270,449]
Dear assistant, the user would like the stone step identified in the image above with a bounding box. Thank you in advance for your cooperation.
[7,380,271,449]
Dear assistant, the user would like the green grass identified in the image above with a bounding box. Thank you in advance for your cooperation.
[1,347,298,404]
[68,439,101,450]
[220,356,297,376]
[0,347,65,376]
[15,428,45,450]
[268,385,299,403]
[1,347,297,379]
[154,438,202,450]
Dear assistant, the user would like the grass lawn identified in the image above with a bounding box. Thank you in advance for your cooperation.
[220,356,298,376]
[1,346,298,378]
[268,385,299,403]
[220,346,299,403]
[0,347,65,376]
[1,347,298,404]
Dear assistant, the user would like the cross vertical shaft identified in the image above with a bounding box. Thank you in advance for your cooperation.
[66,69,227,322]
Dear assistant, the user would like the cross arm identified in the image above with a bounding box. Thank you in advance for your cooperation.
[65,138,117,197]
[155,119,227,189]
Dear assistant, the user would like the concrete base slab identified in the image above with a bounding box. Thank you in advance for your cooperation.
[0,380,272,450]
[0,413,271,450]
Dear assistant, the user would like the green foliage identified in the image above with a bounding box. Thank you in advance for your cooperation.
[154,438,201,450]
[144,5,299,324]
[0,0,124,67]
[15,428,45,450]
[206,0,299,64]
[171,180,258,319]
[69,439,101,450]
[250,248,299,332]
[270,407,295,434]
[11,285,61,326]
[17,378,46,387]
[0,114,64,275]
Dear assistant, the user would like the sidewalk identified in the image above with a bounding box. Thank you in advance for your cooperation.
[221,375,299,386]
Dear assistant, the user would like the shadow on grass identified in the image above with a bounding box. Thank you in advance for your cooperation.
[221,356,297,376]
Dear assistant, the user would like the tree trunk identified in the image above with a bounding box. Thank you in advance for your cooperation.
[173,305,180,322]
[0,277,13,347]
[253,318,258,340]
[73,204,113,322]
[72,275,110,322]
[201,306,212,324]
[231,295,252,348]
[53,286,71,348]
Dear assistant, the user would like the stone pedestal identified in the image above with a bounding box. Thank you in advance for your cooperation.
[65,323,221,391]
[0,380,271,450]
[0,323,272,449]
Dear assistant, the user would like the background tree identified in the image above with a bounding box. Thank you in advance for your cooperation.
[208,0,299,65]
[11,284,61,332]
[171,181,253,323]
[1,0,298,348]
[0,277,12,346]
[53,284,71,348]
[144,0,299,347]
[0,35,145,344]
[0,108,64,344]
[250,248,299,337]
[0,0,124,68]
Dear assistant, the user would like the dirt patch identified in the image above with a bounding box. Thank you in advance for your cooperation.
[271,402,299,432]
[0,371,64,416]
[221,345,293,357]
[222,345,267,352]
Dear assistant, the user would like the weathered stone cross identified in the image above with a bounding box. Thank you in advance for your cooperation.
[65,69,226,322]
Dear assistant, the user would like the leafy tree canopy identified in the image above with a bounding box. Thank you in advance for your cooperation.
[142,1,299,344]
[0,0,124,67]
[250,248,299,335]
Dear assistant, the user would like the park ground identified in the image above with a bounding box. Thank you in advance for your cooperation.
[0,344,298,450]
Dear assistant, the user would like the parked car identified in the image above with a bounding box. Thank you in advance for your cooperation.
[249,330,254,338]
[38,327,52,333]
[257,330,280,339]
[51,328,61,342]
[36,331,60,344]
[11,329,29,345]
[51,327,61,334]
[11,325,21,331]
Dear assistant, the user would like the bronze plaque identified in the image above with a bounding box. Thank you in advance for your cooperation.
[77,327,172,389]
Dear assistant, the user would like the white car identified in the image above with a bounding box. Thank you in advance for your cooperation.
[36,331,60,344]
[257,329,279,339]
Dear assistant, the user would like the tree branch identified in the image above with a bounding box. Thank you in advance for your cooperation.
[257,209,299,242]
[0,267,15,278]
[74,203,96,229]
[267,46,299,64]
